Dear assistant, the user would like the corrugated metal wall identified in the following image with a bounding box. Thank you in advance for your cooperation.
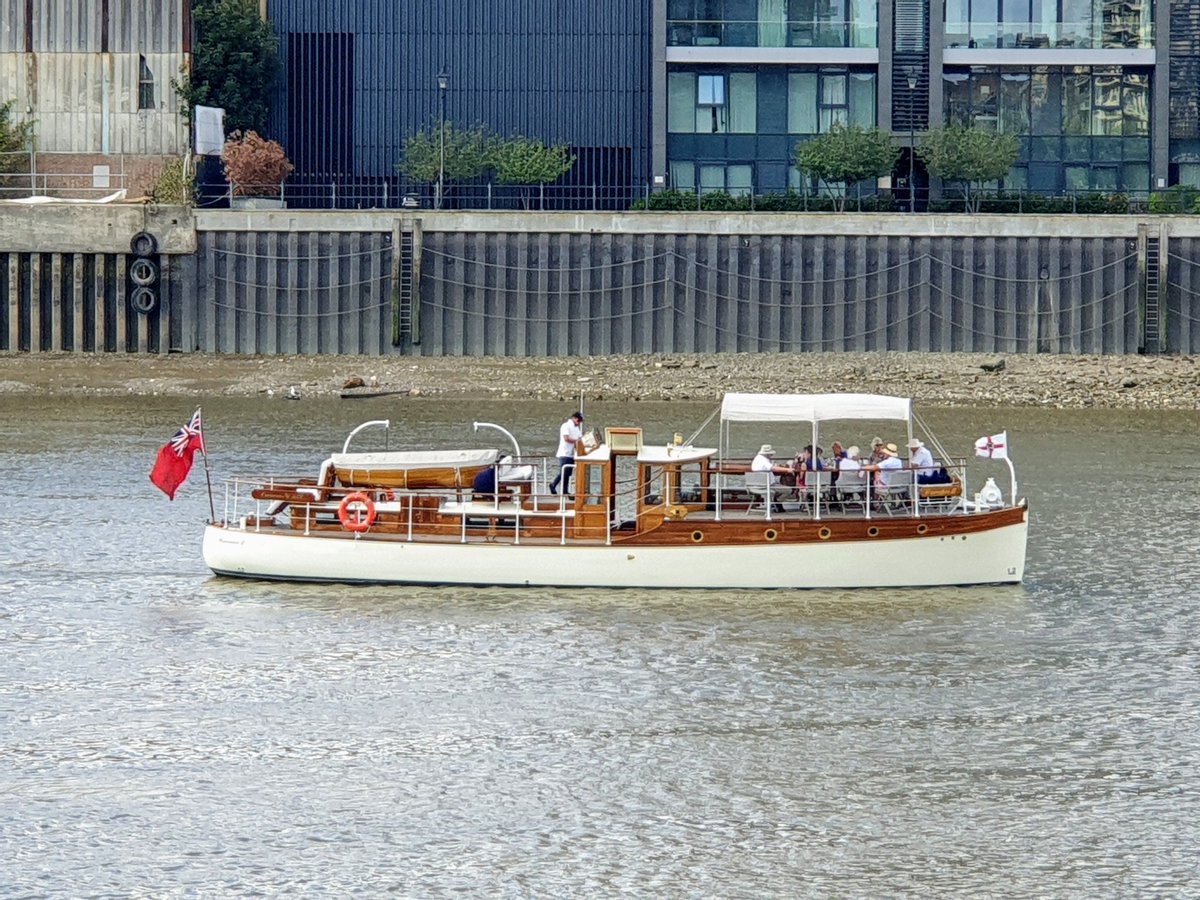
[0,0,184,52]
[266,0,653,187]
[0,0,187,154]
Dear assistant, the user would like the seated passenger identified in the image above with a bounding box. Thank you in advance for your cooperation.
[863,443,905,494]
[751,444,790,482]
[907,438,950,484]
[838,445,863,475]
[472,464,497,501]
[751,444,789,511]
[868,436,886,464]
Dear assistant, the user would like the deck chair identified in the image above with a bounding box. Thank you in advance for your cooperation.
[743,471,775,516]
[835,469,867,512]
[875,479,911,515]
[802,470,832,511]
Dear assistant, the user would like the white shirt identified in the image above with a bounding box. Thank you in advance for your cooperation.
[751,453,778,482]
[875,455,903,487]
[556,418,583,457]
[910,445,934,472]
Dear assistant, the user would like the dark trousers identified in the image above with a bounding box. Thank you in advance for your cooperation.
[549,456,574,495]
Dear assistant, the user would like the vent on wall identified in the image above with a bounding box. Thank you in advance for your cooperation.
[894,0,928,52]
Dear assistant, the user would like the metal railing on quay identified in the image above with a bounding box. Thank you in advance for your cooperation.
[202,177,1157,216]
[0,150,130,199]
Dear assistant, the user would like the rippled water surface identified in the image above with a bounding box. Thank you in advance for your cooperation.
[2,396,1199,897]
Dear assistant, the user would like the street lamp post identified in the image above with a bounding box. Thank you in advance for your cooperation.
[436,69,449,210]
[906,66,918,213]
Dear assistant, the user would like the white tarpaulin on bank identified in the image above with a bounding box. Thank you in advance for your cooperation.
[720,392,912,423]
[2,190,127,205]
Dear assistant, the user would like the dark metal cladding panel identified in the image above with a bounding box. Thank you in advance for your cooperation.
[266,0,653,188]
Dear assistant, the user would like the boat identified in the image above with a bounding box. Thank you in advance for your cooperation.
[202,393,1028,589]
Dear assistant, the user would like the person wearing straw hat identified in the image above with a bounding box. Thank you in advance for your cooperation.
[863,442,904,489]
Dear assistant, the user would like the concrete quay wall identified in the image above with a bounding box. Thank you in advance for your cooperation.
[1,208,1197,356]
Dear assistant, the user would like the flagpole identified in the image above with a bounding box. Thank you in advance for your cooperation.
[197,407,217,523]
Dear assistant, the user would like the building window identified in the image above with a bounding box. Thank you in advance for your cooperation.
[788,69,875,134]
[945,0,1152,49]
[944,65,1151,192]
[946,66,1149,138]
[667,0,877,48]
[138,56,155,110]
[668,71,757,134]
[671,161,755,196]
[698,74,725,106]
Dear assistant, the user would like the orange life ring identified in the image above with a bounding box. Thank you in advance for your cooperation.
[338,492,376,533]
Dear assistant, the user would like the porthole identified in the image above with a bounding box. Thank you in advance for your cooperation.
[690,530,704,543]
[867,526,880,537]
[916,523,928,535]
[818,527,831,540]
[764,528,778,542]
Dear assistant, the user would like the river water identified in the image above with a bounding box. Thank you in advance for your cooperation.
[2,395,1199,897]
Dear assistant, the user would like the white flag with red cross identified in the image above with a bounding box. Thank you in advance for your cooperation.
[974,432,1008,460]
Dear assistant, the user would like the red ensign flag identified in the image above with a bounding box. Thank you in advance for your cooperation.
[150,408,205,500]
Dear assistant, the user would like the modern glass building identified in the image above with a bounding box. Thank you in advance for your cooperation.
[660,0,1169,199]
[264,0,1196,205]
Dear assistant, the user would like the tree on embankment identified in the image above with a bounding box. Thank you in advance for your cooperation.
[794,123,899,212]
[918,127,1019,213]
[173,0,281,136]
[396,127,575,209]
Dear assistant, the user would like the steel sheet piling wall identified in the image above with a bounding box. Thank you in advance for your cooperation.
[0,212,1185,357]
[190,231,394,356]
[414,231,1144,356]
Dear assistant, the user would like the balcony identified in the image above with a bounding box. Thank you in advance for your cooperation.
[668,18,878,50]
[944,17,1152,51]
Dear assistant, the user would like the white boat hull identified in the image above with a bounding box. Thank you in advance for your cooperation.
[203,516,1028,589]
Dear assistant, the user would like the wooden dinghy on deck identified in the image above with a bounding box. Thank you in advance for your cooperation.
[329,449,499,490]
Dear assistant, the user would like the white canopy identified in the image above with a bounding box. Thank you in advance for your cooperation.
[720,392,912,424]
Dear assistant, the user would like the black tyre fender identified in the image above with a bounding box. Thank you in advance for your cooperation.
[130,286,158,315]
[128,257,158,286]
[130,231,158,257]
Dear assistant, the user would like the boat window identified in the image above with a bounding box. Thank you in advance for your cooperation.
[642,465,666,506]
[582,463,604,506]
[677,462,704,504]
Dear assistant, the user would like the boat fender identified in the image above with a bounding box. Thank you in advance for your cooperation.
[338,492,377,532]
[979,477,1003,507]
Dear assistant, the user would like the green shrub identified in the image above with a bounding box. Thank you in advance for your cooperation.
[1149,185,1200,213]
[637,189,700,211]
[698,191,751,211]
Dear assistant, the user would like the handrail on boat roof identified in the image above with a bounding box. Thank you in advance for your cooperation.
[474,421,522,459]
[343,419,390,453]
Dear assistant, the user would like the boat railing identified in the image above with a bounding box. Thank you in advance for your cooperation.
[713,457,976,520]
[217,454,994,544]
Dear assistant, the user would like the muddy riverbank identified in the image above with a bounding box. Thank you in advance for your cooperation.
[1,351,1196,409]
